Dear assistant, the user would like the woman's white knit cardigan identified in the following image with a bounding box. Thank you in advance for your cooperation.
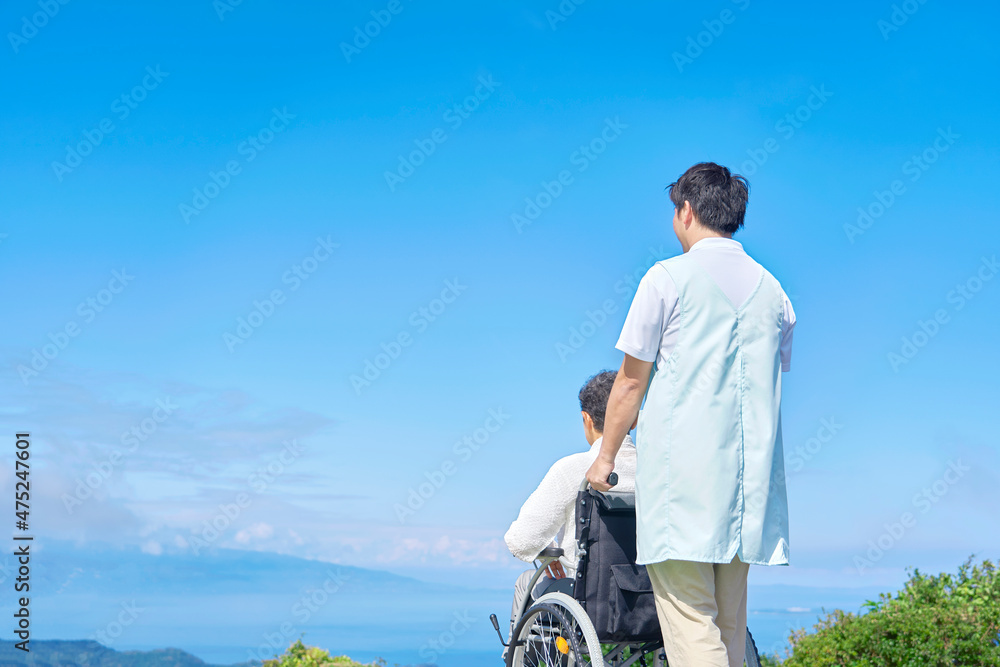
[503,434,637,578]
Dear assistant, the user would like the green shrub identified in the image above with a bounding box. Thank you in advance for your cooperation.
[262,639,386,667]
[759,652,783,667]
[767,556,1000,666]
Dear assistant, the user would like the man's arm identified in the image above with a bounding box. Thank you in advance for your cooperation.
[585,354,653,491]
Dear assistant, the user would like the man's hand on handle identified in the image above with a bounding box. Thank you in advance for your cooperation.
[586,456,616,492]
[585,354,652,493]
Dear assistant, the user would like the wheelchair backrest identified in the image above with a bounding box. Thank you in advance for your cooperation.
[572,487,661,642]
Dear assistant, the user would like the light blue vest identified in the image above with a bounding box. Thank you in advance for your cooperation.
[634,253,790,566]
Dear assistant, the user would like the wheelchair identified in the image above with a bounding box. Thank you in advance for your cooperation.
[491,476,762,667]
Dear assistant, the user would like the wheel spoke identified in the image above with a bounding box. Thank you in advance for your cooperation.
[513,603,584,667]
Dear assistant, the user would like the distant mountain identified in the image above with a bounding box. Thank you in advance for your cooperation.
[0,639,258,667]
[29,538,483,599]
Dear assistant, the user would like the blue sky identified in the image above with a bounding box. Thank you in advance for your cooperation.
[2,0,999,626]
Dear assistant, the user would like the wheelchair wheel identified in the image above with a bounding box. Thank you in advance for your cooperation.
[508,602,587,666]
[522,593,605,666]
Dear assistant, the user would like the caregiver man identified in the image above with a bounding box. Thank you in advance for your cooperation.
[586,162,796,667]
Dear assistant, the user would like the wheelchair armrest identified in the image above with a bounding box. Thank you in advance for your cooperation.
[537,546,564,559]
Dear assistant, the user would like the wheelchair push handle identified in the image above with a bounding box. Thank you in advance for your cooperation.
[579,471,618,492]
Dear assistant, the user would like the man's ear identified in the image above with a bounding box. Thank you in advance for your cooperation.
[682,200,695,229]
[581,411,594,430]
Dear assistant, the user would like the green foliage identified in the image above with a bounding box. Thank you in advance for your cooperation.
[770,556,1000,666]
[758,652,783,667]
[262,640,386,667]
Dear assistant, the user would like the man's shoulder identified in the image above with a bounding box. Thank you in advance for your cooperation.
[650,252,704,277]
[638,258,682,294]
[652,254,687,269]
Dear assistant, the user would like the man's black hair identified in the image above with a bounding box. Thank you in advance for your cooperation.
[667,162,750,235]
[578,370,617,432]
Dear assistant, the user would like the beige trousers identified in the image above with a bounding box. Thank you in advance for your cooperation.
[645,555,749,667]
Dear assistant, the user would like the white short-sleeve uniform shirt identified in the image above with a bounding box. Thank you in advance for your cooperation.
[616,238,796,371]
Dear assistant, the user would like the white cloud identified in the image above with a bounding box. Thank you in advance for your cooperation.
[141,539,163,555]
[0,365,338,550]
[235,522,275,544]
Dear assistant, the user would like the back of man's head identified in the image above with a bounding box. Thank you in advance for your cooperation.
[578,370,617,432]
[667,162,750,235]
